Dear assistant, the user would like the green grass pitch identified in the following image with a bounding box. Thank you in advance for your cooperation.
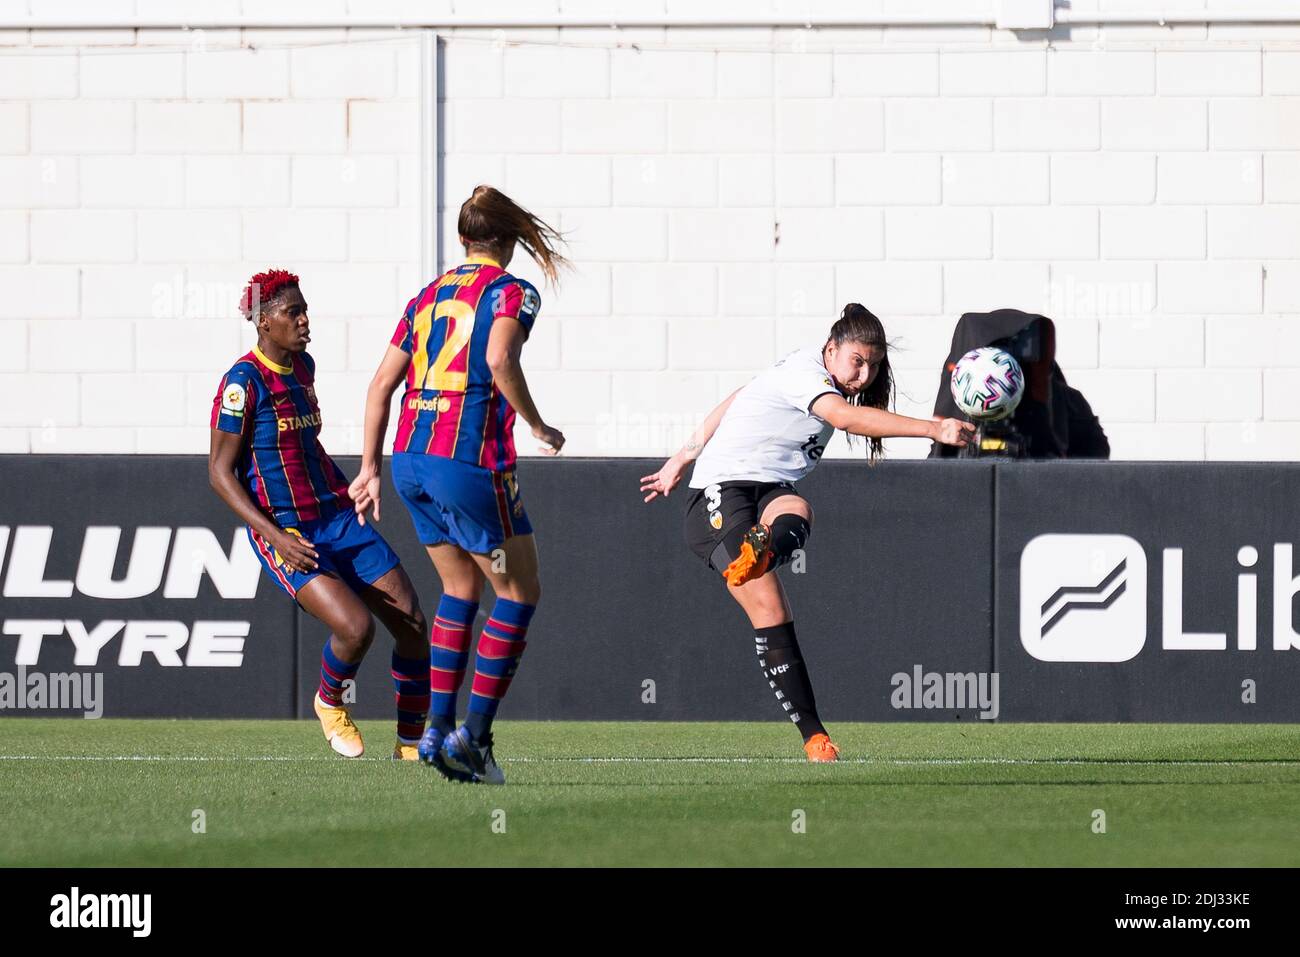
[2,720,1299,867]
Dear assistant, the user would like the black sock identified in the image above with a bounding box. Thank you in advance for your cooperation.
[754,621,826,741]
[767,513,810,570]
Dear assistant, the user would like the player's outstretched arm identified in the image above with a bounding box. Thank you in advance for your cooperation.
[640,387,740,503]
[487,315,565,455]
[810,393,974,447]
[351,344,408,525]
[208,428,318,572]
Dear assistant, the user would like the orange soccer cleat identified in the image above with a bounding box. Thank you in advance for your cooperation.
[313,693,365,758]
[723,524,773,587]
[803,733,841,763]
[392,740,420,761]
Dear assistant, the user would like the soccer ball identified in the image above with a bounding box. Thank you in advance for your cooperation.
[950,347,1024,422]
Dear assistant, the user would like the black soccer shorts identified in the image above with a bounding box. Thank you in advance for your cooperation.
[682,480,797,574]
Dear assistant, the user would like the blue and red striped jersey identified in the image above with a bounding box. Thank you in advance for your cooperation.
[210,345,352,525]
[390,256,541,470]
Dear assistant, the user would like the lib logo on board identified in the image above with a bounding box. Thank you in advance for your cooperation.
[1019,534,1147,662]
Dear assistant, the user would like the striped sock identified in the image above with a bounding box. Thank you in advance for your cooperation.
[465,598,535,743]
[318,642,359,708]
[391,652,431,744]
[429,594,478,737]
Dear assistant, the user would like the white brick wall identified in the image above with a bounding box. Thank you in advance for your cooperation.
[1212,98,1300,150]
[1205,422,1300,461]
[243,101,346,153]
[946,262,1050,315]
[31,101,134,153]
[0,104,27,152]
[139,210,241,262]
[887,99,991,152]
[1,53,79,98]
[1210,207,1300,259]
[0,211,26,263]
[185,156,292,207]
[1157,370,1262,422]
[839,155,941,206]
[31,210,135,263]
[291,156,399,207]
[996,208,1098,260]
[940,51,1044,97]
[1266,262,1300,312]
[1103,98,1207,151]
[563,100,665,153]
[1049,51,1154,96]
[1102,207,1205,260]
[834,52,936,96]
[888,208,989,260]
[719,155,774,206]
[4,20,1300,460]
[612,155,715,207]
[0,321,27,372]
[1052,154,1155,205]
[1160,262,1262,314]
[138,102,240,153]
[82,52,184,99]
[1159,153,1261,205]
[186,48,290,100]
[82,156,184,208]
[996,98,1099,151]
[944,154,1049,206]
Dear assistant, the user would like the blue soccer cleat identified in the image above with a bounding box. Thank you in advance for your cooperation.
[418,726,472,782]
[438,726,505,785]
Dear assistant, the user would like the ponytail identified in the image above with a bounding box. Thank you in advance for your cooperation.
[458,185,569,285]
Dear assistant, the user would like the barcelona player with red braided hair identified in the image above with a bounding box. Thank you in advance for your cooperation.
[352,186,567,784]
[208,269,431,761]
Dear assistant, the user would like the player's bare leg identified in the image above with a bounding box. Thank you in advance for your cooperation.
[297,574,376,758]
[427,542,487,605]
[357,565,426,660]
[728,567,792,628]
[469,532,542,605]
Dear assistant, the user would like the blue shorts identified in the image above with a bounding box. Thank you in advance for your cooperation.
[392,452,532,554]
[247,505,401,602]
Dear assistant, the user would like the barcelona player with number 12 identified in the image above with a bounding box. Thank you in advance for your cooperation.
[351,187,567,784]
[208,269,431,760]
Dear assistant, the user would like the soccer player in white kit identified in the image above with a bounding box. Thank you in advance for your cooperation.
[640,305,974,761]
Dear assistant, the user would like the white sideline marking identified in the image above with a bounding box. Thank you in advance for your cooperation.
[0,754,1295,767]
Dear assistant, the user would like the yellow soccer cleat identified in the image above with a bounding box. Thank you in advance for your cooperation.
[313,693,364,758]
[803,733,841,763]
[392,740,420,761]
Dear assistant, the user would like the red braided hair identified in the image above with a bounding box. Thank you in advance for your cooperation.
[239,268,300,321]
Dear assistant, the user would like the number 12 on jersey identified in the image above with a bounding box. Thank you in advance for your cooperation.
[411,299,476,393]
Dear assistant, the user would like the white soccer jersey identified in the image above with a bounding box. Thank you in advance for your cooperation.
[689,346,845,488]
